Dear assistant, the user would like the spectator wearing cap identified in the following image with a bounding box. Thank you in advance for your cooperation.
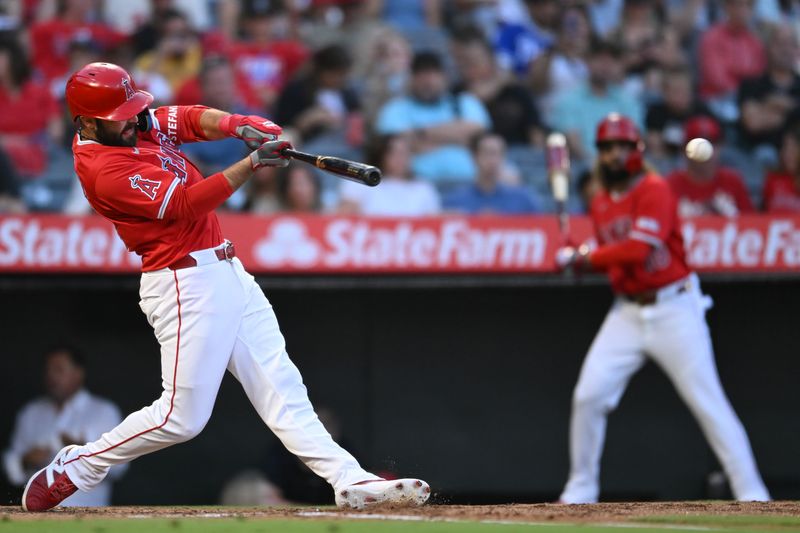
[28,0,125,82]
[737,23,800,158]
[667,116,754,217]
[494,0,559,76]
[551,39,642,163]
[376,50,491,187]
[443,132,541,214]
[763,125,800,213]
[134,8,202,93]
[3,346,126,507]
[698,0,766,122]
[645,67,714,171]
[0,35,62,181]
[225,0,309,113]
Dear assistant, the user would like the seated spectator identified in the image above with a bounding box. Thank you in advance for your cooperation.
[737,23,800,160]
[28,0,124,82]
[453,26,545,147]
[129,0,214,55]
[359,29,412,125]
[376,50,491,186]
[225,0,309,113]
[698,0,766,122]
[444,132,541,214]
[274,44,362,148]
[245,169,281,214]
[763,126,800,213]
[611,1,686,103]
[277,164,323,212]
[667,116,754,217]
[529,5,590,128]
[0,35,62,180]
[134,8,202,94]
[645,67,714,169]
[3,347,125,506]
[180,56,254,211]
[493,0,559,76]
[551,39,642,164]
[338,134,441,216]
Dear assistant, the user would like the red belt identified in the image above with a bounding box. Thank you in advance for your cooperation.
[168,242,236,270]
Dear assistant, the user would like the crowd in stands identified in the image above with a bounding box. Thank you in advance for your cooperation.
[0,0,799,217]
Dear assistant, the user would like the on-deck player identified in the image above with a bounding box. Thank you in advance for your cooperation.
[21,62,430,511]
[555,113,770,504]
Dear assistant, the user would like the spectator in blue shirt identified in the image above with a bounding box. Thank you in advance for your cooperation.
[551,38,643,164]
[376,51,492,187]
[444,132,541,214]
[494,0,559,76]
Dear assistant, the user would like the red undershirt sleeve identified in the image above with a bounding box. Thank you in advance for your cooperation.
[589,240,652,270]
[162,172,233,220]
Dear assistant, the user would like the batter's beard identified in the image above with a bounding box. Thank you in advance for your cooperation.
[599,165,630,188]
[96,121,138,147]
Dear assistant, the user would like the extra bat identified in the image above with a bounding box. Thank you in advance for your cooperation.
[281,148,382,187]
[546,132,572,246]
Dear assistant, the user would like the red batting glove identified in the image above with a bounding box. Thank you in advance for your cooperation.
[219,114,283,149]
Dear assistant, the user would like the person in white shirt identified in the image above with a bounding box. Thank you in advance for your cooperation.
[3,347,126,507]
[338,134,441,216]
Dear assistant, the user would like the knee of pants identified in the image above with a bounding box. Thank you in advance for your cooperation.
[162,404,213,443]
[572,381,617,415]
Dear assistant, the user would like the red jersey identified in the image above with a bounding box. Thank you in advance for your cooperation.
[763,171,800,214]
[590,173,691,294]
[0,80,60,176]
[667,167,754,217]
[229,41,308,98]
[73,105,232,271]
[30,20,125,80]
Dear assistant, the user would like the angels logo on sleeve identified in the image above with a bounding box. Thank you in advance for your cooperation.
[129,175,161,200]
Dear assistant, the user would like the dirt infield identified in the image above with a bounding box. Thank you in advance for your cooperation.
[2,501,800,523]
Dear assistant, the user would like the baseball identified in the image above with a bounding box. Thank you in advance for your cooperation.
[685,137,714,162]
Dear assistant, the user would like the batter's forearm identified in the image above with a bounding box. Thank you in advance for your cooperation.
[198,108,230,141]
[222,158,255,191]
[589,240,651,269]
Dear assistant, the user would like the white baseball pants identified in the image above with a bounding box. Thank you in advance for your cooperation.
[62,252,378,496]
[560,274,770,503]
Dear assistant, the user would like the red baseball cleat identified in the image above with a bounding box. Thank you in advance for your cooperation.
[22,446,79,511]
[335,478,431,509]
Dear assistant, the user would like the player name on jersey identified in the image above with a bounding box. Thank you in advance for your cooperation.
[1,214,800,273]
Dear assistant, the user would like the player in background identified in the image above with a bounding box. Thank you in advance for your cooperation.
[21,62,430,512]
[555,113,770,504]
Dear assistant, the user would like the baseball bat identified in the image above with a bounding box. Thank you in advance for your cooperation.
[281,148,382,187]
[546,132,572,246]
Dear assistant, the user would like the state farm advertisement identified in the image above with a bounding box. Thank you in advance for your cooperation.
[1,214,799,274]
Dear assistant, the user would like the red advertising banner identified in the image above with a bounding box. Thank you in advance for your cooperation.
[1,214,799,274]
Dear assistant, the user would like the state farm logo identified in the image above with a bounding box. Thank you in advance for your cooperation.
[255,219,320,267]
[251,217,548,270]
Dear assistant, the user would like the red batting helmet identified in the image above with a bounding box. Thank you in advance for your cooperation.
[595,113,644,174]
[65,62,153,121]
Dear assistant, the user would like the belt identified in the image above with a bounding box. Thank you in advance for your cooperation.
[168,241,236,270]
[620,277,691,306]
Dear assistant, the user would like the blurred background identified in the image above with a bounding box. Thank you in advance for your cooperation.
[0,0,799,508]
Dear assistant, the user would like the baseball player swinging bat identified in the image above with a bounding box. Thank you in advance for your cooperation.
[281,148,382,187]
